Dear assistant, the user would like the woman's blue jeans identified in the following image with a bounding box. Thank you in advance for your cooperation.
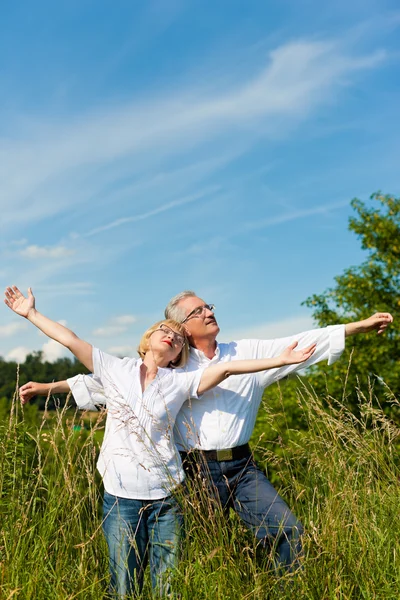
[102,491,183,598]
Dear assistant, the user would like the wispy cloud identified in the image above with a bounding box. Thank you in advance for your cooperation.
[113,315,137,326]
[243,199,350,232]
[107,344,138,357]
[0,38,386,231]
[20,245,75,259]
[93,326,130,337]
[183,199,349,254]
[93,314,137,337]
[84,186,221,237]
[37,282,95,297]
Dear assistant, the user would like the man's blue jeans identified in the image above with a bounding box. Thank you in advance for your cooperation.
[102,491,183,597]
[182,452,303,572]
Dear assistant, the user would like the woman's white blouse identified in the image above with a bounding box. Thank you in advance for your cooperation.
[69,348,202,500]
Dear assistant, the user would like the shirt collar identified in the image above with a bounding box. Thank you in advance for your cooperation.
[189,343,221,364]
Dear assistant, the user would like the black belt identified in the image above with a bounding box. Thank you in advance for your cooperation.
[180,443,251,462]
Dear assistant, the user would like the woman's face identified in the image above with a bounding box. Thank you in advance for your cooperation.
[149,323,186,363]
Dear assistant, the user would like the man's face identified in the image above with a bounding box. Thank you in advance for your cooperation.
[178,296,220,343]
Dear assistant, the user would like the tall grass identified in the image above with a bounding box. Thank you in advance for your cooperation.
[0,378,399,599]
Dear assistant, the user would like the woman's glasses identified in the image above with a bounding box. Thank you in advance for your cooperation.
[158,324,186,347]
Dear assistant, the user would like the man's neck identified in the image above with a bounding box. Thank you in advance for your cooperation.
[191,337,218,360]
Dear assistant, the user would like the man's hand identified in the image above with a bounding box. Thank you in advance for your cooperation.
[19,382,50,404]
[4,286,35,319]
[345,312,394,337]
[280,341,317,365]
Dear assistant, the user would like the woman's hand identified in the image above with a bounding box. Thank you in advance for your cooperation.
[279,341,316,365]
[4,284,94,372]
[4,286,35,319]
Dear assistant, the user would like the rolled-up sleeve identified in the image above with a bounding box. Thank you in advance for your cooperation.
[326,325,345,365]
[254,324,346,388]
[67,374,107,411]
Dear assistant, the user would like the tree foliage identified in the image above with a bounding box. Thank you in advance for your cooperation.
[303,192,400,408]
[0,352,89,410]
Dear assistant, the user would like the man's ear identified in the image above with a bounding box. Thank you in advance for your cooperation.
[183,324,191,337]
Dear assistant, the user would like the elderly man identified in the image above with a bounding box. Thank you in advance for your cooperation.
[19,291,392,572]
[162,291,392,570]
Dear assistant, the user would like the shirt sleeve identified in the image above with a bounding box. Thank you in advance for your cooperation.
[66,374,107,411]
[173,366,204,400]
[241,324,345,388]
[92,347,138,399]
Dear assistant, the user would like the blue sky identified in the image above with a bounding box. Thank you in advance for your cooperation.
[1,0,399,362]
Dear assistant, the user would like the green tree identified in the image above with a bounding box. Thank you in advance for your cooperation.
[303,192,400,409]
[0,353,89,411]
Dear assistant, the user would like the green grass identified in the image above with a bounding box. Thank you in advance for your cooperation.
[0,380,399,599]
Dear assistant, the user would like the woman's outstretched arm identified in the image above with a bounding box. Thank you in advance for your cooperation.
[197,341,316,395]
[4,286,93,371]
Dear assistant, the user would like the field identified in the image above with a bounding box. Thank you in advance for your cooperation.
[1,378,399,599]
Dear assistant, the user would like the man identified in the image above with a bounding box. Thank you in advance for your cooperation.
[162,291,393,571]
[19,292,392,572]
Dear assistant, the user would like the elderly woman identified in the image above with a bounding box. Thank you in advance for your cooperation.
[5,286,316,598]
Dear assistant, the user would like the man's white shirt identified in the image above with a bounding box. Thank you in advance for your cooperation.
[68,325,345,475]
[173,325,345,450]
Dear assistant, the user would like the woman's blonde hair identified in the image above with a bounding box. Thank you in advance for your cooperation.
[137,319,189,368]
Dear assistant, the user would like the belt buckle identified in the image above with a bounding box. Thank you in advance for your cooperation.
[216,448,233,461]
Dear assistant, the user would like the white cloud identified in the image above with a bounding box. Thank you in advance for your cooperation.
[41,339,69,362]
[93,314,137,336]
[107,345,137,357]
[5,330,71,363]
[38,282,95,297]
[6,346,31,363]
[84,187,220,237]
[243,199,350,232]
[221,315,316,343]
[0,321,28,337]
[0,38,386,230]
[92,325,127,336]
[112,315,137,325]
[20,245,75,259]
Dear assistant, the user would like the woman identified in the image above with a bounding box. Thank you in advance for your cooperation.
[5,285,316,597]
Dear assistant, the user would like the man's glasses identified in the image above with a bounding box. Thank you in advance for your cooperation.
[181,304,216,324]
[158,324,186,347]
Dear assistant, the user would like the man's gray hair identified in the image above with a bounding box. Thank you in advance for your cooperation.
[164,290,197,322]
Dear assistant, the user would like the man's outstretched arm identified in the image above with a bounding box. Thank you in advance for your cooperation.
[344,312,393,337]
[249,311,393,388]
[19,381,70,404]
[19,375,107,410]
